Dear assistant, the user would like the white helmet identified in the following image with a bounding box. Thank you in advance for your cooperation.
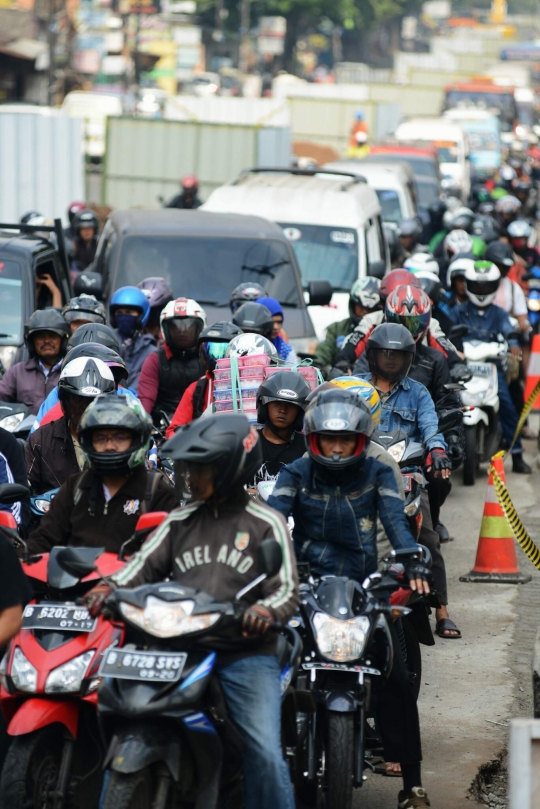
[447,256,476,288]
[404,253,440,277]
[464,261,501,308]
[226,333,278,359]
[160,297,207,351]
[443,229,474,260]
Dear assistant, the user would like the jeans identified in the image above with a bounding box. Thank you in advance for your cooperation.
[497,369,522,455]
[217,655,295,809]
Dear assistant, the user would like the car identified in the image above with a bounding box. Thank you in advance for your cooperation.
[366,146,442,186]
[0,220,72,369]
[92,209,330,357]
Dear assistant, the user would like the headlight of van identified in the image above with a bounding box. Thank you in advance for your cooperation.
[312,613,370,662]
[119,596,221,638]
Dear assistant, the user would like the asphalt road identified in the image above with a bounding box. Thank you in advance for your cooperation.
[356,441,537,808]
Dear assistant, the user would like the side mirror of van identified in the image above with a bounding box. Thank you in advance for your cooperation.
[308,280,333,307]
[73,271,104,300]
[368,260,386,279]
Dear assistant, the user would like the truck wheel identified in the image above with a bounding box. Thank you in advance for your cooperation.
[325,713,354,809]
[0,725,63,809]
[463,425,477,486]
[102,768,153,809]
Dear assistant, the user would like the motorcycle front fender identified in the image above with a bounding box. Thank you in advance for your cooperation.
[7,698,78,738]
[324,692,357,712]
[463,408,489,427]
[105,723,181,781]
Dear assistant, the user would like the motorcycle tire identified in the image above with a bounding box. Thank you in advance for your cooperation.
[102,767,154,809]
[463,424,477,486]
[325,712,354,809]
[0,725,63,809]
[401,616,422,701]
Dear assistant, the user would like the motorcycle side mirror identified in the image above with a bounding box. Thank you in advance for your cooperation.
[55,547,98,578]
[368,259,386,279]
[259,538,283,579]
[308,280,333,307]
[0,483,29,504]
[118,512,169,561]
[448,324,469,341]
[443,382,465,392]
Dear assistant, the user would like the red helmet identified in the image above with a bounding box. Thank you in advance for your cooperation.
[67,201,86,225]
[181,174,199,192]
[385,285,431,343]
[380,269,421,301]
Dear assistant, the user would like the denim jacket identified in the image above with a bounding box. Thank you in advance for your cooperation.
[267,455,418,582]
[358,374,446,453]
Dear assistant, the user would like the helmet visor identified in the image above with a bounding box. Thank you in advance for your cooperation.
[466,280,500,297]
[387,312,431,342]
[369,348,412,382]
[306,400,371,435]
[201,341,229,371]
[165,317,202,349]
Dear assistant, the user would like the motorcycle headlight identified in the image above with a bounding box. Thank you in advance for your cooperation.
[528,298,540,311]
[33,498,52,514]
[404,494,421,517]
[0,412,24,431]
[11,648,37,693]
[386,440,406,464]
[312,613,370,662]
[45,650,95,694]
[119,596,221,638]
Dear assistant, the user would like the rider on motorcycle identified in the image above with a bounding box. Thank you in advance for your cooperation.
[136,277,174,338]
[109,286,157,391]
[62,294,106,335]
[268,388,431,809]
[229,282,267,315]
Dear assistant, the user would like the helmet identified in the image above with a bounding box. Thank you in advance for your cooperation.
[229,282,267,314]
[499,166,517,185]
[428,198,447,221]
[20,210,43,225]
[198,321,243,372]
[447,256,476,288]
[109,287,151,329]
[445,196,462,214]
[24,310,70,359]
[226,333,278,359]
[61,342,128,384]
[380,269,421,302]
[62,294,106,326]
[413,270,443,305]
[232,302,274,339]
[508,219,532,241]
[443,230,474,261]
[494,195,521,216]
[256,371,311,431]
[484,240,515,269]
[160,413,262,499]
[73,209,99,234]
[137,277,174,310]
[366,322,416,383]
[304,388,374,473]
[68,323,121,353]
[181,174,199,192]
[385,285,432,342]
[449,207,475,233]
[67,201,86,225]
[397,218,422,240]
[58,357,116,408]
[404,253,440,276]
[471,215,500,244]
[464,260,501,308]
[78,394,153,477]
[330,376,382,428]
[160,298,207,354]
[349,278,381,323]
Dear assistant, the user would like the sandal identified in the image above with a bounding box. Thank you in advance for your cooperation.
[373,761,402,777]
[436,618,461,639]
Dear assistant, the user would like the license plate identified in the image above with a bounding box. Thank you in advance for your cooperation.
[99,648,187,682]
[468,363,493,378]
[402,474,413,492]
[22,603,96,633]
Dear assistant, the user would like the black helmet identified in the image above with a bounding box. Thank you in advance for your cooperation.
[24,310,70,359]
[232,302,274,339]
[450,210,475,233]
[256,371,311,431]
[484,240,515,269]
[73,209,99,234]
[62,342,128,384]
[59,357,116,411]
[397,218,422,240]
[78,394,152,477]
[160,413,262,499]
[230,282,267,314]
[366,322,416,383]
[471,215,500,244]
[62,294,106,326]
[199,321,244,372]
[67,322,121,353]
[304,388,374,473]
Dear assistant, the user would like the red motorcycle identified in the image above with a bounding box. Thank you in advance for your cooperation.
[0,509,166,809]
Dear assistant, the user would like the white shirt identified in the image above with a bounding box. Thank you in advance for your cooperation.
[494,277,528,317]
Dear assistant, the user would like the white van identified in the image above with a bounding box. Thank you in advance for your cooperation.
[394,117,470,200]
[203,169,388,339]
[324,160,417,225]
[61,91,123,160]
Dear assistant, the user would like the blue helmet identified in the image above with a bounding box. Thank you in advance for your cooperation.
[109,286,151,328]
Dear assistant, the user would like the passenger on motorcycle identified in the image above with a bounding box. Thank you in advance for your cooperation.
[136,277,174,339]
[449,261,532,474]
[27,393,177,554]
[109,286,157,392]
[447,256,475,305]
[90,413,299,809]
[256,296,298,364]
[507,220,540,269]
[313,277,381,371]
[396,218,425,266]
[166,321,244,435]
[138,297,206,424]
[71,209,99,272]
[229,282,267,314]
[62,294,106,335]
[232,301,275,339]
[494,195,522,238]
[268,388,431,809]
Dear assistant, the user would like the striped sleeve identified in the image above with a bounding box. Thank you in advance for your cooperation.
[245,500,299,623]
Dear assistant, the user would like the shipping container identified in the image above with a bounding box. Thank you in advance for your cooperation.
[164,95,290,127]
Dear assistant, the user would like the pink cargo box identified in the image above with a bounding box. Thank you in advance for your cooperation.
[298,366,318,381]
[213,386,259,402]
[264,366,293,377]
[214,377,264,392]
[239,365,266,379]
[214,398,257,413]
[213,369,232,382]
[215,355,270,370]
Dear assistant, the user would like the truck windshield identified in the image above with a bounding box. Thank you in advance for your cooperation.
[279,224,358,292]
[114,236,301,306]
[0,261,22,344]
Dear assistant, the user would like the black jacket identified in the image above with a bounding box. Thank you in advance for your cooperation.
[26,417,79,495]
[0,427,31,531]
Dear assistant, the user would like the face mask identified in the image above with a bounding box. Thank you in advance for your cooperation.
[115,313,139,338]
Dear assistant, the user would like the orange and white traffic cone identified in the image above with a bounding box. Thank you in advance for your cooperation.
[460,456,531,584]
[524,334,540,413]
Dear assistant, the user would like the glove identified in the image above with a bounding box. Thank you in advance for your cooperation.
[242,604,275,637]
[431,448,452,473]
[405,561,431,586]
[82,583,112,618]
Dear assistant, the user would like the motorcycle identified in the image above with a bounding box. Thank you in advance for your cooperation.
[73,536,301,809]
[524,266,540,334]
[293,545,430,809]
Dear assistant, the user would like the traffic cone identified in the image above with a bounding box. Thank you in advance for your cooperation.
[524,334,540,413]
[460,456,531,584]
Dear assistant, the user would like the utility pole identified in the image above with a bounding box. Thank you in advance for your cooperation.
[239,0,250,73]
[47,0,56,105]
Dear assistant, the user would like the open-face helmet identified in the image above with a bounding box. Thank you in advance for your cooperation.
[24,310,70,359]
[256,371,311,431]
[62,294,106,327]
